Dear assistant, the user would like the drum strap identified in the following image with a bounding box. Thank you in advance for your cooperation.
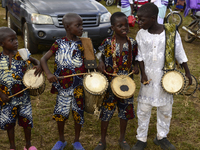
[80,37,97,69]
[163,23,177,70]
[111,35,132,74]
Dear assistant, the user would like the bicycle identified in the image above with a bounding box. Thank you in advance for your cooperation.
[165,3,182,27]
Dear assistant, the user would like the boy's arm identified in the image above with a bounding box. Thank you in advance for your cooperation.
[132,57,139,74]
[40,50,58,83]
[138,61,149,84]
[29,57,43,76]
[181,62,192,85]
[0,90,9,102]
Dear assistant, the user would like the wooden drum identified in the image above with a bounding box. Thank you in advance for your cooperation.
[83,72,108,114]
[23,69,46,96]
[111,75,136,99]
[161,70,186,95]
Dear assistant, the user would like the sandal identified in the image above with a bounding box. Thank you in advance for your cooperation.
[24,146,37,150]
[119,140,130,150]
[94,142,106,150]
[72,142,85,150]
[51,141,67,150]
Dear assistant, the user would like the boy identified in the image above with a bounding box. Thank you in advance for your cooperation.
[0,27,42,150]
[40,13,87,150]
[94,12,139,150]
[131,3,192,150]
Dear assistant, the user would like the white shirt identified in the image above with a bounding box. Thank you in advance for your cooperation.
[136,29,188,106]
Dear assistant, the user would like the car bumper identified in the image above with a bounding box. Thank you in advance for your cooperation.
[28,23,113,46]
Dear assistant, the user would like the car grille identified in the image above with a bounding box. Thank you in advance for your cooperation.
[57,14,98,27]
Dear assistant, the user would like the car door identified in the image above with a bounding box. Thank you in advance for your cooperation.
[7,0,22,29]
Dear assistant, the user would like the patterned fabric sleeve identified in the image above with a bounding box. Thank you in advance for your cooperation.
[50,41,59,54]
[130,38,138,57]
[98,37,111,55]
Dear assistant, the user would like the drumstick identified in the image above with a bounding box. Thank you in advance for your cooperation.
[104,70,135,77]
[8,87,30,98]
[143,79,152,85]
[57,73,91,79]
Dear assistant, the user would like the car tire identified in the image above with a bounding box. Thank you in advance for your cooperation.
[23,22,38,54]
[184,23,198,43]
[7,12,18,33]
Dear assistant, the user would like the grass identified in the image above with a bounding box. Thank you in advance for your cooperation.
[0,1,200,150]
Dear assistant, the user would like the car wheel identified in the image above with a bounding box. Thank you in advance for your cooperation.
[23,22,38,54]
[184,23,198,43]
[7,12,18,33]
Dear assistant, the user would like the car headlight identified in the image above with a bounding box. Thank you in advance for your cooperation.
[31,13,53,24]
[100,12,111,23]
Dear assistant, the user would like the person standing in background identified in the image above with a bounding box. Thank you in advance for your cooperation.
[121,0,134,17]
[152,0,168,24]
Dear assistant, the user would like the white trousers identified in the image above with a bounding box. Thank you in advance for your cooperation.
[136,102,172,142]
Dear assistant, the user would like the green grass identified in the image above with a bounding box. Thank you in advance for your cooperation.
[0,2,200,150]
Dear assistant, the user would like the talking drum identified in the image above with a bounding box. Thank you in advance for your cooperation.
[180,74,198,96]
[83,72,108,114]
[161,70,186,94]
[111,75,136,99]
[23,69,46,96]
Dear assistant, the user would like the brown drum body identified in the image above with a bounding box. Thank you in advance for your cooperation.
[23,69,46,96]
[161,70,186,94]
[181,74,198,96]
[83,72,108,114]
[111,75,136,99]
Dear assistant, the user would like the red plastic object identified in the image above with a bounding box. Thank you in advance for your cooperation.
[128,15,136,27]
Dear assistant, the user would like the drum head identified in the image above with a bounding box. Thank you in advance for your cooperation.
[162,71,185,94]
[83,72,108,95]
[111,75,136,99]
[23,69,45,89]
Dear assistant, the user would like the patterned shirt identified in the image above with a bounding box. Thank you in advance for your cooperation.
[50,37,87,96]
[98,37,137,82]
[0,52,30,106]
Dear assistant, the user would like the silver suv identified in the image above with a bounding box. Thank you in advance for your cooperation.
[5,0,112,53]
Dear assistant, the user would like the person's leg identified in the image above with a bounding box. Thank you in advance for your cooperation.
[24,127,31,149]
[74,121,81,142]
[119,119,128,142]
[57,121,65,142]
[100,121,109,145]
[115,0,119,5]
[154,103,175,150]
[7,126,16,149]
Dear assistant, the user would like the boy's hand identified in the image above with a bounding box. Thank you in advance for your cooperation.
[33,65,43,77]
[185,73,192,85]
[0,92,9,103]
[133,65,139,74]
[97,61,105,73]
[47,73,58,83]
[141,74,149,85]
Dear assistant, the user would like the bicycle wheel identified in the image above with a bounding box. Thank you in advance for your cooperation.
[106,0,114,6]
[184,23,198,43]
[166,12,182,27]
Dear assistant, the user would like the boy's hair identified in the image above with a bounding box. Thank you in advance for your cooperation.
[137,3,158,17]
[110,12,127,26]
[0,27,16,43]
[62,13,81,27]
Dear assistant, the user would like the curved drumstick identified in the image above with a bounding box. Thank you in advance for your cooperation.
[57,73,91,79]
[143,79,152,85]
[8,87,31,98]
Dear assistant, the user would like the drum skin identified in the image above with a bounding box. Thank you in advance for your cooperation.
[23,69,46,96]
[111,75,136,99]
[83,72,108,114]
[161,70,185,95]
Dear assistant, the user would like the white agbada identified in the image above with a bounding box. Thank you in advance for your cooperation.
[136,29,188,107]
[135,28,188,142]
